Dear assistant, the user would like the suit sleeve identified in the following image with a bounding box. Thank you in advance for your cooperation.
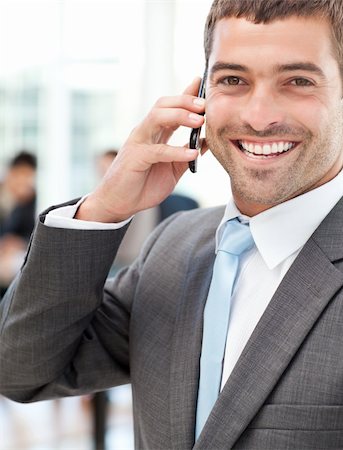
[0,205,173,403]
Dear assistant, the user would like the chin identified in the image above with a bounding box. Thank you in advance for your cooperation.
[233,185,293,209]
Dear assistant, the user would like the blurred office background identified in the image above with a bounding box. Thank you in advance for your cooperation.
[0,0,229,448]
[0,0,229,212]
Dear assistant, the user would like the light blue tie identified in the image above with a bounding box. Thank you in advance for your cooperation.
[195,218,254,440]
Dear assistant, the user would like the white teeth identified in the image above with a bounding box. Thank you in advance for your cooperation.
[262,144,271,155]
[239,140,295,156]
[278,142,284,152]
[255,144,263,155]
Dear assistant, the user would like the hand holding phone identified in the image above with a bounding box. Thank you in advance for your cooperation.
[189,74,206,173]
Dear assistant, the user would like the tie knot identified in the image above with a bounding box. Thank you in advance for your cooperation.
[218,218,254,256]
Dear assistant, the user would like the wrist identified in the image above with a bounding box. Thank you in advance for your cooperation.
[75,194,132,223]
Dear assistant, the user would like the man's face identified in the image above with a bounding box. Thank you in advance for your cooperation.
[205,16,343,216]
[7,165,36,203]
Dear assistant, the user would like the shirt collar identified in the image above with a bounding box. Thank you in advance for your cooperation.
[216,170,343,270]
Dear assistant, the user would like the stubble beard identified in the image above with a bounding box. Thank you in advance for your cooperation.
[205,121,341,208]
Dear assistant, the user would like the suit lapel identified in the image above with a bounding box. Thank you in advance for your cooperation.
[194,199,343,449]
[169,234,215,450]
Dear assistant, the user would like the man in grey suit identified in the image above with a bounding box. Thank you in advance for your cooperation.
[1,0,343,448]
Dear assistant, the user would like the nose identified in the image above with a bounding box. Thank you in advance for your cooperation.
[239,85,285,132]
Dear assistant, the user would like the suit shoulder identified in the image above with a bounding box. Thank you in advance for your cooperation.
[166,205,225,228]
[152,205,225,248]
[138,205,224,268]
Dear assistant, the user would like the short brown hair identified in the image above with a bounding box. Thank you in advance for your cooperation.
[204,0,343,75]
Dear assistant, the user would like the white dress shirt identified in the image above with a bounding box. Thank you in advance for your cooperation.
[219,170,343,387]
[45,170,343,387]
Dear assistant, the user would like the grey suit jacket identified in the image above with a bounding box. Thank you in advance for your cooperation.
[1,197,343,449]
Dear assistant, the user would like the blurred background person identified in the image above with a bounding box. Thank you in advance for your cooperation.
[0,151,37,298]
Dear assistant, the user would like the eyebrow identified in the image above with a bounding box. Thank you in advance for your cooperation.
[210,61,326,79]
[210,62,249,76]
[274,62,326,79]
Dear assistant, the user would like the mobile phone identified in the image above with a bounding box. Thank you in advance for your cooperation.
[189,75,206,173]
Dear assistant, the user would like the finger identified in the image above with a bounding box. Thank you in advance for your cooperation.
[150,107,205,130]
[133,108,205,143]
[147,144,198,164]
[131,143,199,169]
[183,77,202,96]
[184,139,208,151]
[154,94,205,113]
[128,77,205,145]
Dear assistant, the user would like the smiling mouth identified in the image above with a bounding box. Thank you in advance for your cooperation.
[234,140,298,158]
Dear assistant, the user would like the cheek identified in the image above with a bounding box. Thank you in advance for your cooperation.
[206,93,240,127]
[289,100,328,135]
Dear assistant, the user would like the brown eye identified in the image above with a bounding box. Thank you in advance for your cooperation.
[226,76,241,85]
[217,75,247,88]
[291,78,313,87]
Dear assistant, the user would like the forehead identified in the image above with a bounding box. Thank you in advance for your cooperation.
[208,16,337,73]
[10,165,35,176]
